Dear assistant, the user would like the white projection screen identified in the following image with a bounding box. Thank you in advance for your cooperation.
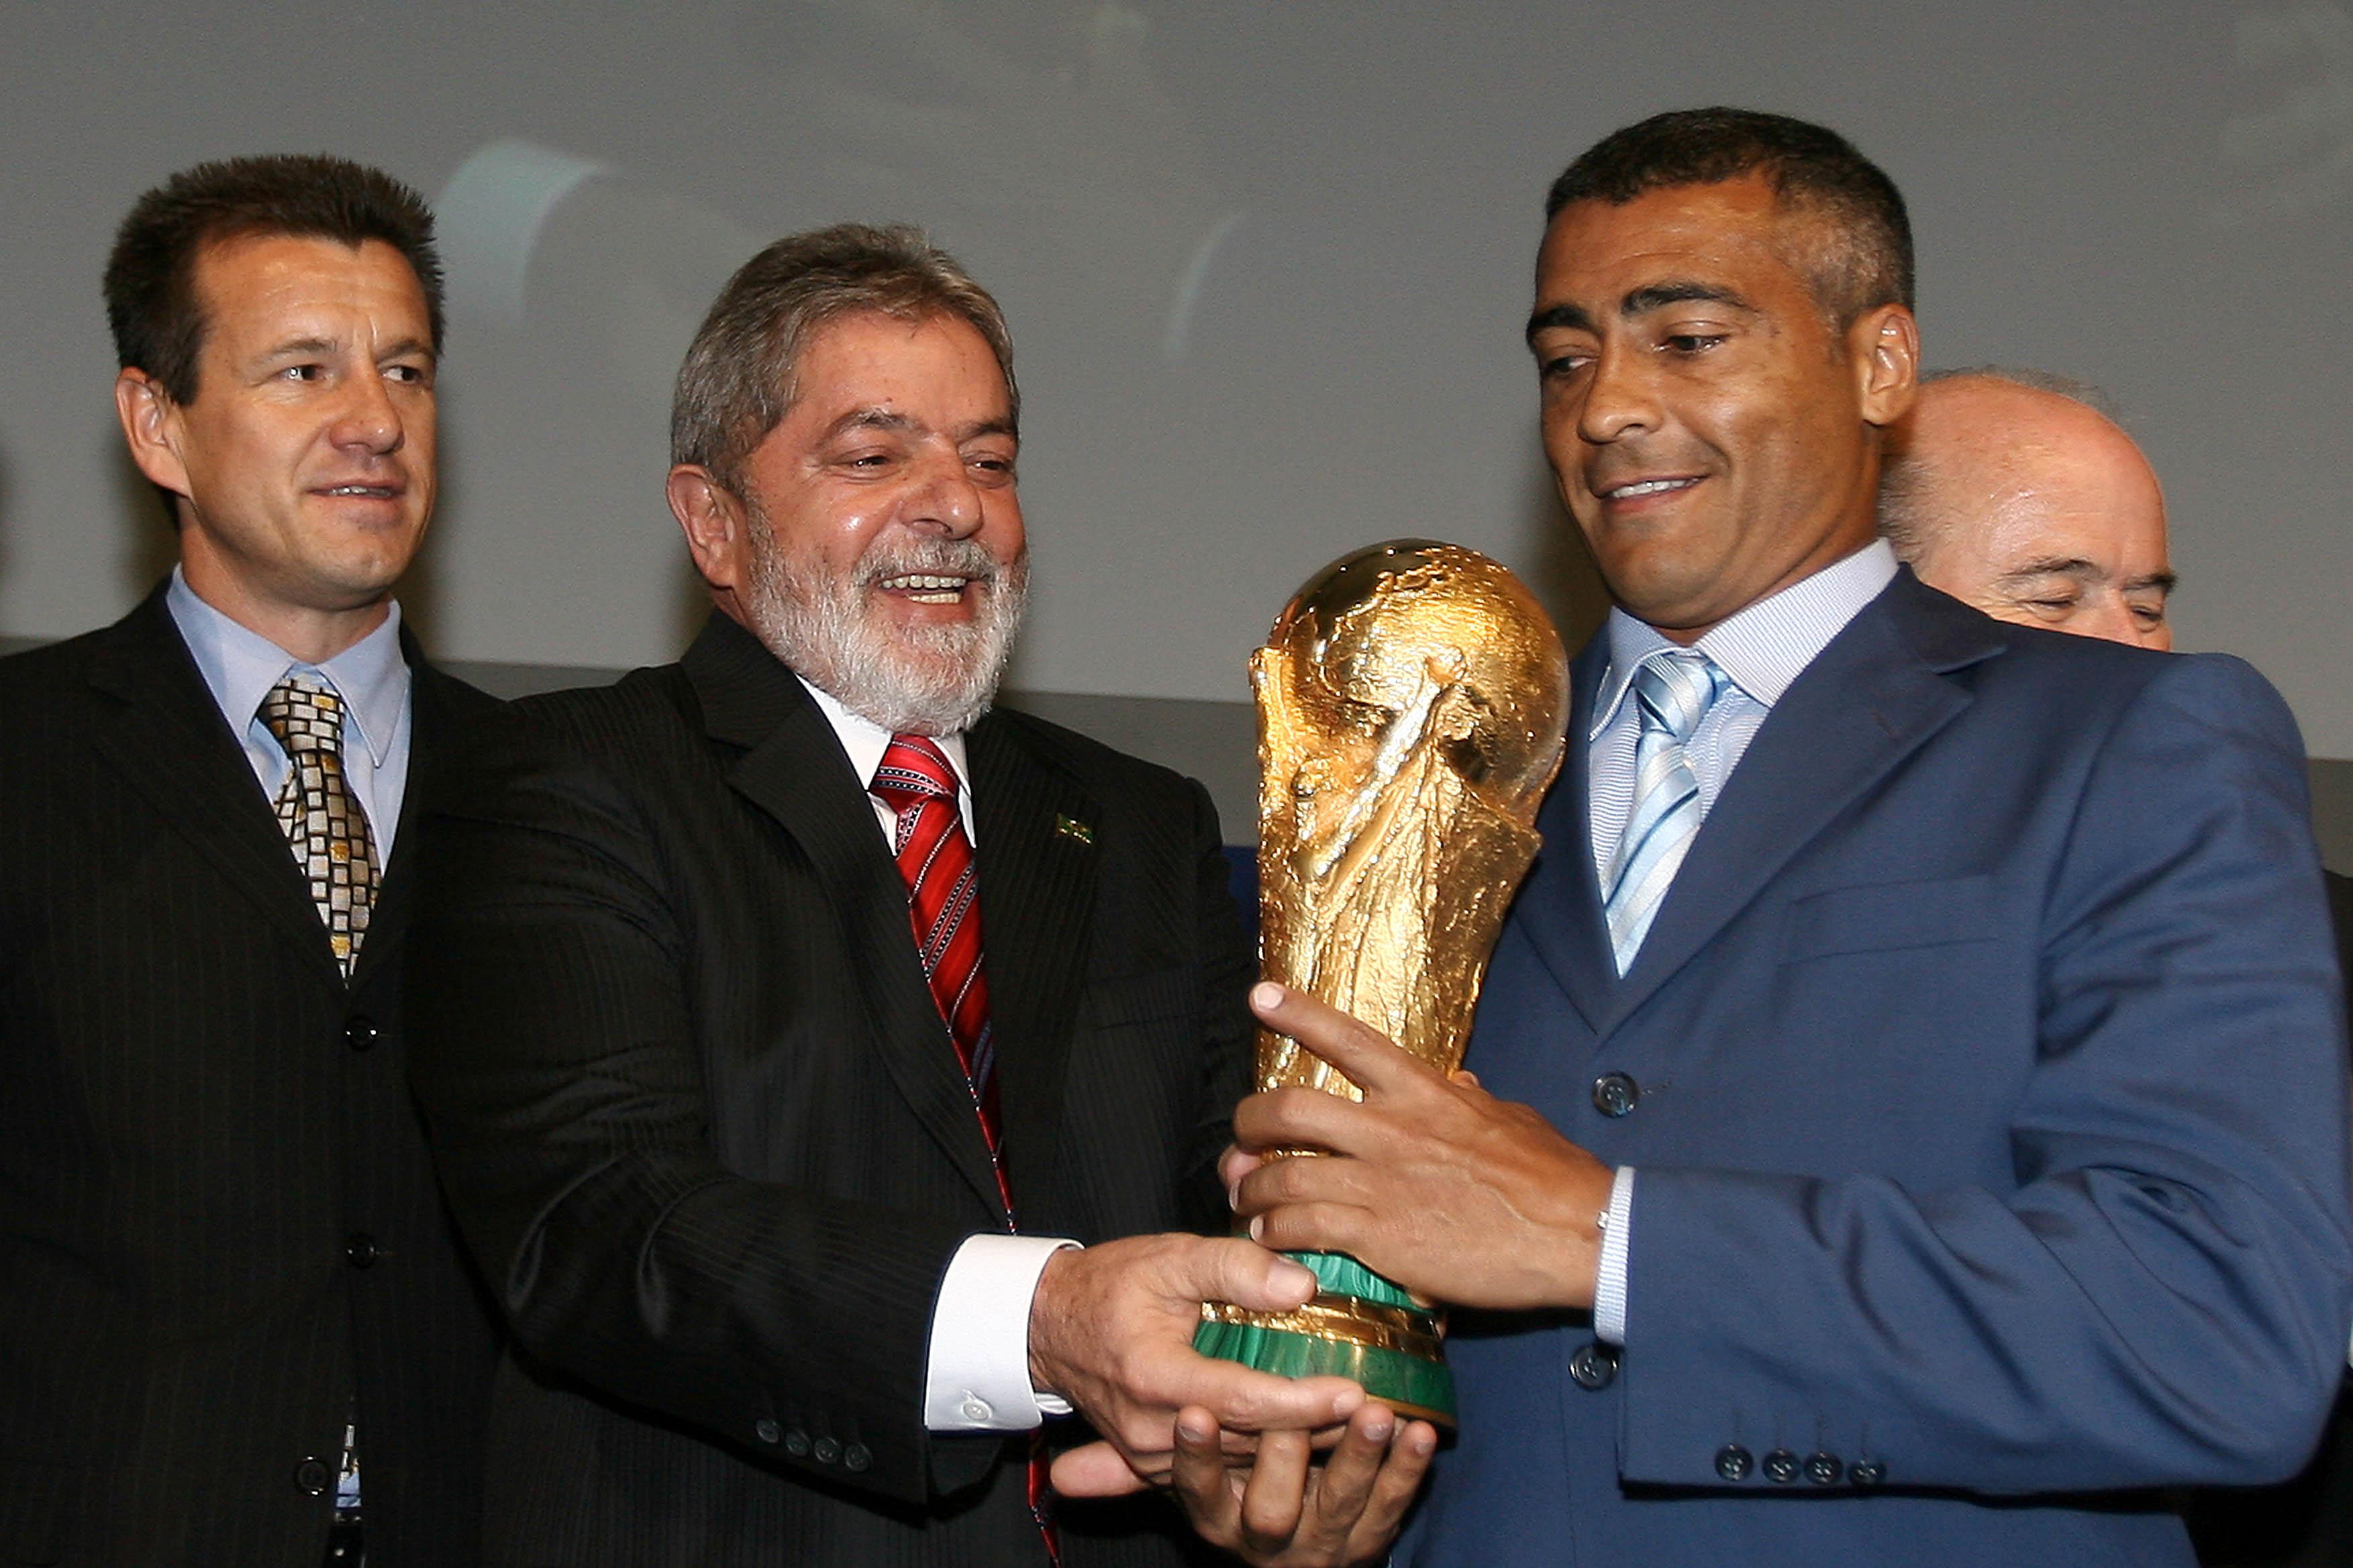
[3,2,2348,823]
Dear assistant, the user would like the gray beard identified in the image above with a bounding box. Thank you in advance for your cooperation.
[738,515,1029,737]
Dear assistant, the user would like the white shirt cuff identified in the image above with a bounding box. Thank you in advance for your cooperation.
[1593,1165,1636,1346]
[923,1233,1080,1431]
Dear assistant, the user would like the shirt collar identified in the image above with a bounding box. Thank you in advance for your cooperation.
[164,566,409,767]
[797,676,973,797]
[1589,539,1898,740]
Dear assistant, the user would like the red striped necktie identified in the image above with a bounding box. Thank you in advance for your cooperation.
[869,735,1060,1564]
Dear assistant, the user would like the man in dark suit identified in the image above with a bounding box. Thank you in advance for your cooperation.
[406,223,1425,1567]
[0,156,498,1565]
[1218,109,2352,1566]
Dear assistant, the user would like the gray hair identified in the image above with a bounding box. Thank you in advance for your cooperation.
[670,222,1017,496]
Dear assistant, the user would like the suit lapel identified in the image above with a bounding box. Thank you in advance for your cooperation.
[85,588,343,984]
[966,716,1099,1220]
[1505,637,1617,1031]
[1601,573,2005,1031]
[685,615,1008,1220]
[350,645,483,992]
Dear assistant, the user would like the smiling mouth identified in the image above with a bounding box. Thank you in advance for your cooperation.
[1601,477,1702,501]
[319,483,400,500]
[878,572,974,605]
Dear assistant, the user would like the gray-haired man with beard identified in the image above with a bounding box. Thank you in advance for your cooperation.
[405,225,1428,1567]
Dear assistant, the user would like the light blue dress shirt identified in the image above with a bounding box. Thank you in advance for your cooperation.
[1586,540,1900,1344]
[164,568,414,859]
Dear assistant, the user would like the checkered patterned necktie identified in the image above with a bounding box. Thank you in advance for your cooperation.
[258,674,379,976]
[869,737,1060,1565]
[1603,651,1727,975]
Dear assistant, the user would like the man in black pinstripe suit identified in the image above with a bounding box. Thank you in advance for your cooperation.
[405,224,1430,1567]
[0,156,497,1566]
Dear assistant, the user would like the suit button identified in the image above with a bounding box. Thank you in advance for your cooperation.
[1566,1341,1619,1390]
[344,1016,379,1052]
[813,1436,842,1465]
[1714,1444,1753,1481]
[1762,1448,1800,1483]
[754,1419,781,1445]
[844,1443,872,1472]
[1850,1459,1886,1487]
[783,1428,811,1457]
[294,1457,331,1495]
[1805,1451,1843,1485]
[1591,1072,1639,1118]
[344,1233,378,1267]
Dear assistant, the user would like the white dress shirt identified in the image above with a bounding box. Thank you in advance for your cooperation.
[795,680,1079,1433]
[1584,541,1899,1345]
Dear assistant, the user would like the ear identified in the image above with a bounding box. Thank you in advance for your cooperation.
[666,464,750,594]
[1848,303,1919,429]
[114,368,193,511]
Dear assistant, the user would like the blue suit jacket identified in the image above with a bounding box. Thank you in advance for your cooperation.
[1401,570,2352,1567]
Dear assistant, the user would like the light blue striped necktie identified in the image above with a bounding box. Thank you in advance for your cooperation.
[1603,650,1728,974]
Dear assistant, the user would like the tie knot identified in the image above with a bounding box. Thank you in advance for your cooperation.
[259,674,346,756]
[1630,651,1724,745]
[872,734,958,806]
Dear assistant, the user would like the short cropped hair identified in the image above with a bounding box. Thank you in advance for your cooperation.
[103,154,443,405]
[671,223,1017,498]
[1546,107,1913,327]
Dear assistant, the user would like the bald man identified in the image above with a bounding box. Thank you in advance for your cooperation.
[1881,369,2174,648]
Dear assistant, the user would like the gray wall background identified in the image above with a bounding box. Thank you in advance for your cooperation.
[1,1,2346,859]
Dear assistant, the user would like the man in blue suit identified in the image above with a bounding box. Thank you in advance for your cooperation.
[1221,108,2352,1565]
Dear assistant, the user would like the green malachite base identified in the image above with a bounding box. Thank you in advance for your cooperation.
[1194,1251,1458,1428]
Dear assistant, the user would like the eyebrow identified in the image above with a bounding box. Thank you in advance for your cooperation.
[820,407,1018,443]
[2125,570,2179,595]
[1524,280,1758,344]
[1994,556,2104,588]
[253,335,437,365]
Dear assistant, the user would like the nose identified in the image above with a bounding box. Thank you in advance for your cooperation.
[1577,343,1662,446]
[330,371,405,456]
[909,447,984,539]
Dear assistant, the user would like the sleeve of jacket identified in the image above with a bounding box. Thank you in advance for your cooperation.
[1617,652,2353,1493]
[404,707,974,1506]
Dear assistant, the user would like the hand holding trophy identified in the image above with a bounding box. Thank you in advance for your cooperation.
[1196,539,1569,1426]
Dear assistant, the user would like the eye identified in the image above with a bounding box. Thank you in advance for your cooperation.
[968,451,1017,483]
[384,362,430,385]
[1535,348,1593,382]
[280,363,326,382]
[1660,331,1727,356]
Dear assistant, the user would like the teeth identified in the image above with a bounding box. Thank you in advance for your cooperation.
[326,485,392,497]
[1607,477,1697,499]
[882,573,969,598]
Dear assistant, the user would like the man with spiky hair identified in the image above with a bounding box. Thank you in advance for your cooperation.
[0,154,497,1566]
[1221,108,2350,1566]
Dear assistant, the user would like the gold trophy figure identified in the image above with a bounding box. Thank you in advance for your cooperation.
[1195,539,1570,1426]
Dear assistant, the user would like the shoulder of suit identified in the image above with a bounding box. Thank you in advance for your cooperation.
[978,703,1203,805]
[0,613,146,712]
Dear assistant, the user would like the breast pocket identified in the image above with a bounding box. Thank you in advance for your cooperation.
[1780,873,2002,963]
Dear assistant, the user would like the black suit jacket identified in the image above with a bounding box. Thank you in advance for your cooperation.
[405,612,1254,1567]
[0,586,501,1567]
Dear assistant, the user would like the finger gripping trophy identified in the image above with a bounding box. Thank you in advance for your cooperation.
[1195,539,1570,1426]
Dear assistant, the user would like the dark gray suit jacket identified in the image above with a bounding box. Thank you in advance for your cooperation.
[406,612,1252,1566]
[0,586,499,1567]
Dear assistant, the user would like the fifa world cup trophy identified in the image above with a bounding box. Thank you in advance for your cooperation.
[1194,539,1569,1426]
